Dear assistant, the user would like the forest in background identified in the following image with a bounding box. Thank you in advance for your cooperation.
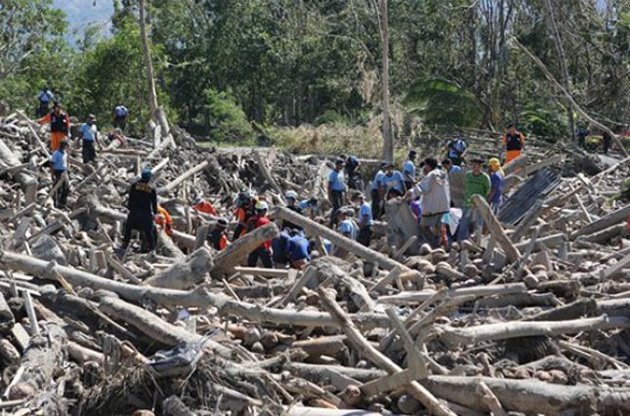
[1,0,629,154]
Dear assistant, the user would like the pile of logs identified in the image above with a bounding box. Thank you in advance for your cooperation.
[0,108,629,416]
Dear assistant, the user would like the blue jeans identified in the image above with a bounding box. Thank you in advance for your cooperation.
[457,207,482,241]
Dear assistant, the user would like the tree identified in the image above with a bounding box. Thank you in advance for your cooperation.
[379,0,393,162]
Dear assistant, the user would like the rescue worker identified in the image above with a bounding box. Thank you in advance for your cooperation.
[113,104,129,131]
[501,124,525,164]
[79,114,101,163]
[379,162,406,199]
[337,209,358,240]
[192,196,218,216]
[246,201,273,268]
[343,154,362,190]
[286,230,311,269]
[487,158,505,214]
[458,158,490,242]
[355,193,373,247]
[371,162,386,219]
[282,190,303,230]
[208,218,229,250]
[442,158,462,174]
[121,167,158,253]
[446,133,467,166]
[418,157,451,248]
[328,158,347,227]
[38,101,70,151]
[155,205,174,237]
[49,139,70,208]
[298,197,318,218]
[403,150,417,191]
[37,87,54,117]
[272,229,291,267]
[233,191,256,240]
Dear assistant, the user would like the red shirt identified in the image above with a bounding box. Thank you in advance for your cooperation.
[193,200,218,216]
[252,216,272,250]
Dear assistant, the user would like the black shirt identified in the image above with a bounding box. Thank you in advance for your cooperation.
[128,180,157,215]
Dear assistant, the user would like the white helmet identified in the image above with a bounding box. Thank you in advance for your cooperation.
[255,201,269,211]
[285,190,298,200]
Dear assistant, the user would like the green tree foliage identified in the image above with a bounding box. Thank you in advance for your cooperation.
[203,88,253,142]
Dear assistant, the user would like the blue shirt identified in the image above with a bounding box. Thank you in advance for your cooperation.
[287,235,311,262]
[114,105,128,117]
[329,169,347,192]
[51,150,67,171]
[38,90,54,103]
[448,139,467,158]
[359,202,373,227]
[489,172,504,204]
[371,170,384,191]
[339,219,357,240]
[403,160,416,181]
[448,165,462,174]
[381,171,405,193]
[80,123,97,141]
[271,231,291,263]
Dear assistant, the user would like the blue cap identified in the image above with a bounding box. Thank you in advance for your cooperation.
[141,167,152,181]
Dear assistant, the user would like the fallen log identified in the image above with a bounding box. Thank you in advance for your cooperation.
[471,195,520,263]
[144,247,213,289]
[0,138,37,204]
[210,222,279,278]
[158,160,208,196]
[377,283,526,305]
[438,314,630,347]
[0,250,391,329]
[570,204,630,240]
[424,375,630,415]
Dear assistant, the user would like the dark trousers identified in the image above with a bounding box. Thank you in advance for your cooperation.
[404,181,414,193]
[248,247,273,268]
[53,170,69,208]
[357,226,371,247]
[371,189,381,220]
[449,156,463,166]
[123,211,156,251]
[82,139,96,163]
[329,190,344,226]
[37,101,50,117]
[113,115,127,131]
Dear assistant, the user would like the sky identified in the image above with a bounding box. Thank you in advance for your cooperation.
[53,0,114,43]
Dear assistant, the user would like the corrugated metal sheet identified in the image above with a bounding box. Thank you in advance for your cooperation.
[498,167,562,225]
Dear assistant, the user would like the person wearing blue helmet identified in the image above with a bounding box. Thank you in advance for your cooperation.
[121,167,158,253]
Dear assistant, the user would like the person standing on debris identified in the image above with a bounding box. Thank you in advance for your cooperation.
[343,154,362,190]
[37,87,55,117]
[355,193,373,247]
[121,167,158,254]
[418,157,451,248]
[380,162,406,199]
[370,162,386,220]
[298,197,318,219]
[458,157,490,242]
[328,158,347,227]
[233,191,256,240]
[38,101,70,151]
[246,201,273,268]
[208,218,229,250]
[501,124,525,164]
[403,150,417,191]
[602,131,612,155]
[446,133,467,166]
[192,196,218,216]
[49,139,70,208]
[79,114,101,164]
[576,124,589,148]
[282,191,303,230]
[286,229,311,269]
[442,158,462,174]
[113,104,129,131]
[487,158,505,214]
[337,209,358,240]
[155,205,174,237]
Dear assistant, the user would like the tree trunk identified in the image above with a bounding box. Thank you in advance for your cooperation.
[379,0,393,162]
[144,247,213,290]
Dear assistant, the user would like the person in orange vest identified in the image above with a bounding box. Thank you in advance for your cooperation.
[233,191,257,240]
[192,196,218,216]
[38,101,70,151]
[246,201,273,268]
[208,218,229,250]
[501,123,525,164]
[154,205,173,237]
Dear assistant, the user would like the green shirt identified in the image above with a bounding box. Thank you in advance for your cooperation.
[464,171,491,207]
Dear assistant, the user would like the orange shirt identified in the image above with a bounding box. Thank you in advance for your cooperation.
[39,113,70,151]
[193,200,218,216]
